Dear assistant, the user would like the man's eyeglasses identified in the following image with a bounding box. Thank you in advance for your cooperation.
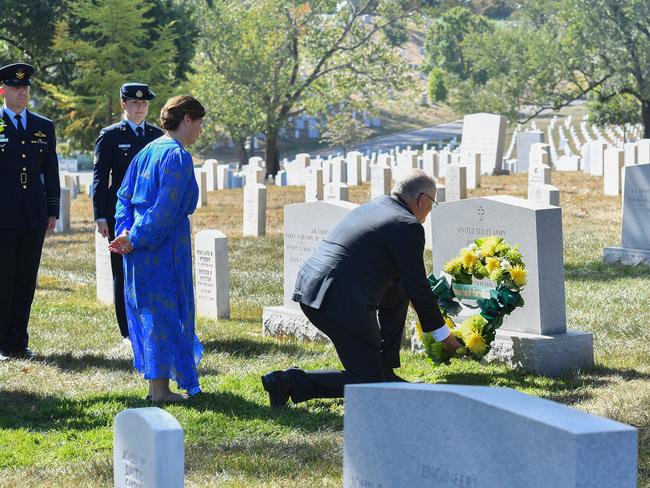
[420,192,438,208]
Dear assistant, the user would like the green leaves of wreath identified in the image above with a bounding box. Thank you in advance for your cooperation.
[416,236,526,365]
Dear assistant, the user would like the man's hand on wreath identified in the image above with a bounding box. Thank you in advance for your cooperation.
[441,334,461,353]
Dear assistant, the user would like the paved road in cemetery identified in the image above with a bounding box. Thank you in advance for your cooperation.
[313,119,464,157]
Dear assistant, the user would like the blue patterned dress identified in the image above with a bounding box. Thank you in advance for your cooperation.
[115,136,203,395]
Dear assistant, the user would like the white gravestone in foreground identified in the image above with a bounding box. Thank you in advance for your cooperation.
[195,230,230,319]
[54,187,71,233]
[604,163,650,266]
[430,196,593,376]
[459,112,507,175]
[243,183,267,237]
[262,201,357,341]
[344,384,637,488]
[95,230,114,305]
[114,407,184,488]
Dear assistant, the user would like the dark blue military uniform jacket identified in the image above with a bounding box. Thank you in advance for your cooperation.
[92,120,163,221]
[0,108,59,230]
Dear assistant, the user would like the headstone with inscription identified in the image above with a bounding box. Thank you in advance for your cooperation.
[527,163,551,200]
[604,163,650,266]
[529,184,560,207]
[195,230,230,319]
[243,183,267,237]
[344,384,637,488]
[114,407,184,488]
[324,182,349,202]
[54,187,71,233]
[445,164,467,201]
[459,113,507,175]
[262,201,357,341]
[430,196,593,376]
[95,231,114,305]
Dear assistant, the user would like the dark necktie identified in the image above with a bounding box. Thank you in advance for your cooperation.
[136,126,144,138]
[14,114,24,135]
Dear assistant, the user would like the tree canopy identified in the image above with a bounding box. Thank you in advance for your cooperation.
[427,0,650,137]
[192,0,420,175]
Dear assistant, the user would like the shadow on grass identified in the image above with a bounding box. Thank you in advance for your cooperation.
[202,336,318,358]
[433,362,650,405]
[41,352,222,376]
[0,389,341,434]
[565,259,650,282]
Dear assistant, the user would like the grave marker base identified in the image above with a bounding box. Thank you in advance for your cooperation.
[604,246,650,267]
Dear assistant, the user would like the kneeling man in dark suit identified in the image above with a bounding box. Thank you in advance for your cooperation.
[262,169,460,406]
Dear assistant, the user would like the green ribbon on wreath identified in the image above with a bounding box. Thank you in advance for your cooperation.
[427,274,461,316]
[477,284,524,326]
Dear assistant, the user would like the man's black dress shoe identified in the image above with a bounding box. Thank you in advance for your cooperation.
[382,368,409,383]
[12,348,35,360]
[261,370,291,407]
[0,350,10,362]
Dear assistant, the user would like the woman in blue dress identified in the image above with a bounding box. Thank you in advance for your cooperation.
[109,95,205,402]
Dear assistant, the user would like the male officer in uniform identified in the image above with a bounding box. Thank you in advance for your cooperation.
[92,83,162,342]
[0,63,60,360]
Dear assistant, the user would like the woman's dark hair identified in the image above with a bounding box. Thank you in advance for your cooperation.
[160,95,205,131]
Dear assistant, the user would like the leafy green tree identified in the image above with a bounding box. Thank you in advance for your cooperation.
[422,6,492,82]
[442,0,650,137]
[320,111,372,153]
[587,93,641,141]
[43,0,178,149]
[192,0,418,176]
[427,67,448,102]
[0,0,65,69]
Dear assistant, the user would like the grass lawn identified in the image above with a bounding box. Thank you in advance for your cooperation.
[0,172,648,487]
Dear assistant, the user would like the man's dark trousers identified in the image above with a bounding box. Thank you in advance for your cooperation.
[107,217,128,338]
[288,281,409,403]
[0,226,47,352]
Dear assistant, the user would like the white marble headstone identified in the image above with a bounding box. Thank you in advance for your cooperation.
[459,113,507,175]
[243,183,267,237]
[195,230,230,319]
[95,230,114,305]
[114,407,184,488]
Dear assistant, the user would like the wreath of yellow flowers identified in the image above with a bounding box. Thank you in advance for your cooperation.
[417,236,526,365]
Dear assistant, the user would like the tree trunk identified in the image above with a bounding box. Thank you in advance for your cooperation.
[234,136,248,169]
[265,128,280,177]
[643,100,650,139]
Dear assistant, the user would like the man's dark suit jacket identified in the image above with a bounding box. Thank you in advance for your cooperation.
[0,109,59,230]
[92,120,163,222]
[292,195,445,342]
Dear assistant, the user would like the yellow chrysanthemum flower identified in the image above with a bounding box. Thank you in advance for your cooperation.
[485,256,500,274]
[415,321,424,342]
[464,331,488,355]
[444,315,456,329]
[509,265,527,287]
[479,237,501,257]
[461,248,477,269]
[443,256,463,275]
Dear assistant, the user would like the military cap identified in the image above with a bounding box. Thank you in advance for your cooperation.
[120,83,155,101]
[0,63,34,86]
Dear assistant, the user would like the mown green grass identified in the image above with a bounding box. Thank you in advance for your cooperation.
[0,172,648,487]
